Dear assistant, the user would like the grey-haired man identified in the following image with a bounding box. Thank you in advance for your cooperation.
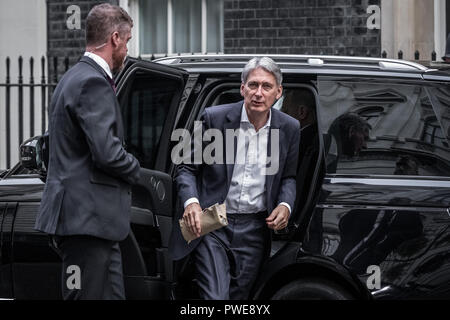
[169,57,300,299]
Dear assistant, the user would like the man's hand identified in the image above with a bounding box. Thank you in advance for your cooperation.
[183,202,203,238]
[266,205,290,230]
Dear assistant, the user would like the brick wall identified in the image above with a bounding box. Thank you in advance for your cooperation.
[47,0,382,80]
[47,0,118,80]
[223,0,381,57]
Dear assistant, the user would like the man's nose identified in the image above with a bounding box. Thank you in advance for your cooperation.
[255,85,263,96]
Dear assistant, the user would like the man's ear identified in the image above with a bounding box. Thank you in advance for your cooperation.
[240,83,245,97]
[111,31,120,47]
[276,85,283,99]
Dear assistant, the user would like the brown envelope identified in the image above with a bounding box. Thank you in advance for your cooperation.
[179,203,227,243]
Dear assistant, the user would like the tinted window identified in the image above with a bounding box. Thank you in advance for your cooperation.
[428,85,450,143]
[318,80,450,177]
[121,72,179,169]
[209,87,242,106]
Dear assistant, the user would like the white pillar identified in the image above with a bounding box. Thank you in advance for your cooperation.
[435,0,446,61]
[126,0,140,58]
[167,0,173,54]
[201,0,207,53]
[0,0,47,169]
[381,0,395,58]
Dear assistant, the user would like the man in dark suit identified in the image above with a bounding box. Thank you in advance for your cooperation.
[169,57,300,299]
[281,88,319,217]
[35,3,140,300]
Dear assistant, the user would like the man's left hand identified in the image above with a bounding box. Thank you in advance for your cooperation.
[266,205,290,230]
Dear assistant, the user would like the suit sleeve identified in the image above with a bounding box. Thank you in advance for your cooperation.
[76,76,140,185]
[174,109,210,206]
[277,121,301,212]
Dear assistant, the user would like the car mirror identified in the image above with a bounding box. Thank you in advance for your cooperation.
[20,135,47,174]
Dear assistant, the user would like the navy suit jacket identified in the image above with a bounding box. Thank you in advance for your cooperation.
[169,101,300,260]
[35,56,141,242]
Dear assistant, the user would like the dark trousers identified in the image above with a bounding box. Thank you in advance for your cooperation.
[51,235,125,300]
[193,213,270,300]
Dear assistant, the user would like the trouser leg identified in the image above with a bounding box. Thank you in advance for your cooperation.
[192,214,269,300]
[192,231,231,300]
[52,235,125,300]
[105,242,125,300]
[229,214,269,300]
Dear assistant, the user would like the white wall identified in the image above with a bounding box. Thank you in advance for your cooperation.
[0,0,47,169]
[435,0,447,60]
[381,0,442,61]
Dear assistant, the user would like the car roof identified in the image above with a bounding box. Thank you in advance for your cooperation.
[152,54,450,80]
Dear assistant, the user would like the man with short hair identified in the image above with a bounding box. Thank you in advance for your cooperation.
[35,3,140,300]
[325,112,371,172]
[282,89,319,217]
[169,57,300,300]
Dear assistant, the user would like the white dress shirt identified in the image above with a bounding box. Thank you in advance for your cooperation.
[84,52,113,79]
[184,104,291,215]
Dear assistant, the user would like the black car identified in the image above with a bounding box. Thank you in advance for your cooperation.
[1,54,450,300]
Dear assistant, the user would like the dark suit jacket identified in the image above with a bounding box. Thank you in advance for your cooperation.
[35,56,140,242]
[169,101,300,260]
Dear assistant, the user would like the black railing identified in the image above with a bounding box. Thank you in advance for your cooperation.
[1,55,69,169]
[381,50,438,62]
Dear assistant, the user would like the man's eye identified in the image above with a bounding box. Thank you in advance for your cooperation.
[248,83,258,89]
[263,84,272,90]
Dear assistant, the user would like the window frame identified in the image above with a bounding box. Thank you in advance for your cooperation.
[133,0,224,58]
[316,76,450,179]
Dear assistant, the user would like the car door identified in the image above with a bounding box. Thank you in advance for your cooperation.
[115,59,189,299]
[305,76,450,299]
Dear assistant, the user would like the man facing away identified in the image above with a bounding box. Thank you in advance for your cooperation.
[35,3,140,300]
[169,57,300,299]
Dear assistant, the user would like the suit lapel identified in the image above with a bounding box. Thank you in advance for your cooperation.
[266,108,283,211]
[223,101,243,191]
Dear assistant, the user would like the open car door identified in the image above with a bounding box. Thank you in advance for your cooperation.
[116,58,189,299]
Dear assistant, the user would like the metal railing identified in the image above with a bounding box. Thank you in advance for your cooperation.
[0,55,69,169]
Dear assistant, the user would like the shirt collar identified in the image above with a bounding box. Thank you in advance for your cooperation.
[84,52,113,79]
[241,104,272,129]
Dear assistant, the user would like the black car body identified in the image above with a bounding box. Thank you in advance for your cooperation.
[1,54,450,300]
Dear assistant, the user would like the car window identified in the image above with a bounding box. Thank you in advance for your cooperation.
[318,80,450,177]
[209,88,242,106]
[121,71,179,169]
[428,85,450,143]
